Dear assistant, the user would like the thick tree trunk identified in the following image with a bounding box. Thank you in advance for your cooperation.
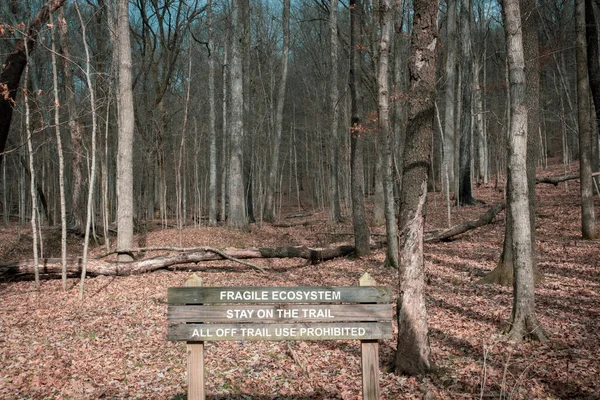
[117,0,135,262]
[1,245,356,280]
[329,0,342,223]
[349,0,371,256]
[394,0,438,376]
[443,0,458,189]
[502,0,546,343]
[586,0,600,197]
[458,0,476,205]
[577,0,597,239]
[227,0,248,230]
[208,0,218,226]
[264,0,290,223]
[56,6,84,231]
[0,0,67,167]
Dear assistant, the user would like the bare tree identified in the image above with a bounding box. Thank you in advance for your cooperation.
[443,0,458,190]
[458,0,476,205]
[0,0,67,167]
[208,0,217,226]
[502,0,546,343]
[264,0,290,223]
[577,0,597,239]
[350,0,370,256]
[227,0,248,230]
[378,0,398,268]
[116,0,135,262]
[329,0,342,223]
[394,0,438,375]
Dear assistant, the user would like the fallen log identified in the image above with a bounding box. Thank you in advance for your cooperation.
[536,171,600,186]
[0,245,356,280]
[424,202,505,242]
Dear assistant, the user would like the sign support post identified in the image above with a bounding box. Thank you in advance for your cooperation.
[185,274,205,400]
[360,272,380,400]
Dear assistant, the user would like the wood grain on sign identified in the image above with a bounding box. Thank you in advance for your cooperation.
[168,322,393,341]
[168,286,392,304]
[184,274,205,400]
[168,304,393,323]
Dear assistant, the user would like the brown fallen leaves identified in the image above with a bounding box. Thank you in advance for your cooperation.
[0,161,599,399]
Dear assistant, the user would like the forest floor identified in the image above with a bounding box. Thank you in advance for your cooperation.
[1,162,599,399]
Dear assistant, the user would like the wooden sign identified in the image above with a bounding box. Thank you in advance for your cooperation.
[167,275,393,400]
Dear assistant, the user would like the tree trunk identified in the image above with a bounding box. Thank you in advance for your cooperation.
[349,0,371,256]
[208,0,218,226]
[227,0,248,230]
[1,245,357,280]
[377,0,397,268]
[264,0,290,223]
[56,6,84,231]
[576,0,597,239]
[49,13,68,291]
[502,0,546,343]
[458,0,476,205]
[394,0,438,376]
[329,0,342,223]
[117,0,135,262]
[443,0,458,190]
[586,0,600,196]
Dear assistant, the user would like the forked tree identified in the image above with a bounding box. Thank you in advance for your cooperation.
[394,0,438,375]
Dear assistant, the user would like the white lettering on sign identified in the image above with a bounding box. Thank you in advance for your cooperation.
[226,309,256,319]
[218,290,342,302]
[189,326,370,339]
[302,309,334,318]
[276,308,299,318]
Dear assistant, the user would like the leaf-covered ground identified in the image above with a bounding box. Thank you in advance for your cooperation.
[1,163,599,399]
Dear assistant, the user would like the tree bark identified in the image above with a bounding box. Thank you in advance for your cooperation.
[264,0,290,223]
[377,0,398,268]
[443,0,458,190]
[0,0,67,167]
[350,0,371,256]
[502,0,546,343]
[227,0,248,230]
[1,245,357,280]
[577,0,597,239]
[586,0,600,197]
[329,0,342,223]
[208,0,218,226]
[56,6,84,231]
[458,0,476,205]
[117,0,135,262]
[394,0,438,376]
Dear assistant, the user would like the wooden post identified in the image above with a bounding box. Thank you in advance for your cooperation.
[185,274,205,400]
[359,272,380,400]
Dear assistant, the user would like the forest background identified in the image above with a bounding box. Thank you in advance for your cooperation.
[0,0,599,398]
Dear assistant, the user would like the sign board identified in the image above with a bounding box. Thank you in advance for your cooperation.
[167,276,393,400]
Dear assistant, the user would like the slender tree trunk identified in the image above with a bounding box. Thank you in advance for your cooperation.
[50,13,68,291]
[350,0,371,256]
[76,0,99,300]
[378,0,398,268]
[502,0,546,343]
[264,0,290,223]
[227,0,248,230]
[444,0,458,190]
[576,0,597,239]
[208,0,218,226]
[394,0,438,376]
[329,0,342,223]
[221,42,229,223]
[458,0,476,205]
[23,41,40,289]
